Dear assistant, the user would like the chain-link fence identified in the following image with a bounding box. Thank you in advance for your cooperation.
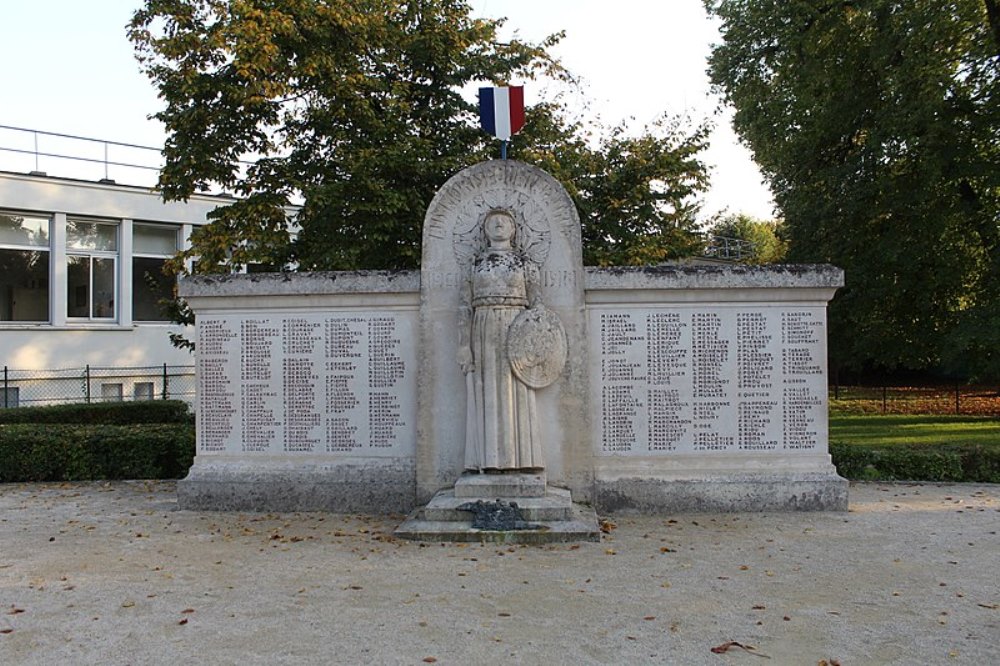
[1,364,196,408]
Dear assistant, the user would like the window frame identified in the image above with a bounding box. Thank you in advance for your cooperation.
[0,210,52,324]
[65,217,119,323]
[131,222,181,323]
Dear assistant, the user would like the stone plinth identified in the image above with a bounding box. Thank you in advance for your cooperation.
[395,473,600,543]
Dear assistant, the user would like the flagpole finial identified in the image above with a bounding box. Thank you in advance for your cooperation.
[501,140,508,160]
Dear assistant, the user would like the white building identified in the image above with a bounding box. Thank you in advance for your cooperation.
[0,170,230,406]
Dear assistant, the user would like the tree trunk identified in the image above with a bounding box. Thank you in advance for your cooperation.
[985,0,1000,56]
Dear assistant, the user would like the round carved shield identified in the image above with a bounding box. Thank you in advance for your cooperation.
[506,307,568,389]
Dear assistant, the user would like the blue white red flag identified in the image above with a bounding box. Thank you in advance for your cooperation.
[478,86,525,141]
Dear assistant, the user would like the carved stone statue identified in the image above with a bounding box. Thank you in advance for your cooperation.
[458,209,561,471]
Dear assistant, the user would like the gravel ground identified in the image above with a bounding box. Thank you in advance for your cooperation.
[0,481,997,665]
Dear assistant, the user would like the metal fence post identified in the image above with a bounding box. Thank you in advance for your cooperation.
[882,386,887,414]
[163,363,169,400]
[3,366,7,408]
[85,364,91,404]
[955,382,960,415]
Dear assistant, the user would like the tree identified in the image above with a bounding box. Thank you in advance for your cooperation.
[129,0,711,274]
[705,0,1000,377]
[707,213,787,264]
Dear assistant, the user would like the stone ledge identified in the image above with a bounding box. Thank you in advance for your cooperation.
[180,270,421,298]
[177,461,416,514]
[394,503,601,544]
[593,473,848,514]
[585,264,844,291]
[453,471,547,498]
[423,487,573,521]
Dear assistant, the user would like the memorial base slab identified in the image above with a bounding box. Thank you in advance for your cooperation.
[177,459,416,514]
[593,472,849,514]
[395,472,601,543]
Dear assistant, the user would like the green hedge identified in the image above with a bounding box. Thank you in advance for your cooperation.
[0,423,195,481]
[0,400,192,425]
[830,442,1000,483]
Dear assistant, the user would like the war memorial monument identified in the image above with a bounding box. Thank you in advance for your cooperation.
[177,160,847,542]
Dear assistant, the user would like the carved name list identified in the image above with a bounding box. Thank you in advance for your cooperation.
[197,311,417,456]
[590,306,827,456]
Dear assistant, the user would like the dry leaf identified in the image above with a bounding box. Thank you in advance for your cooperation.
[178,618,188,625]
[643,616,655,621]
[422,658,437,663]
[710,641,770,658]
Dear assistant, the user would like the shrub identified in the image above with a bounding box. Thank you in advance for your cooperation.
[0,400,192,425]
[0,423,195,481]
[830,442,1000,483]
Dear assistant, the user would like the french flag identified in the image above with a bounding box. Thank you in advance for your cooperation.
[479,86,525,141]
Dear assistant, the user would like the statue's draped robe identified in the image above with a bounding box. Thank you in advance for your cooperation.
[463,249,542,470]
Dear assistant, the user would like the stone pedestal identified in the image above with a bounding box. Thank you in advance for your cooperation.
[395,473,600,543]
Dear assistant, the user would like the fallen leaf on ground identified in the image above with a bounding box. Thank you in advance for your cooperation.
[710,641,770,658]
[422,658,437,663]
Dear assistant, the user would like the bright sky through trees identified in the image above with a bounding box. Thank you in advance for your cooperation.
[0,0,774,222]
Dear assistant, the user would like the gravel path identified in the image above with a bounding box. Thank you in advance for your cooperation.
[0,481,997,665]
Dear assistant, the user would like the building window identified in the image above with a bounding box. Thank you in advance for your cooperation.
[134,382,155,401]
[66,220,118,321]
[133,224,179,322]
[101,383,123,402]
[0,211,50,322]
[0,387,19,408]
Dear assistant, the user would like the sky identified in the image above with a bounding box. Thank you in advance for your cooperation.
[0,0,775,222]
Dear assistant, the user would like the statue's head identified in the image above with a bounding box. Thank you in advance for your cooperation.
[483,210,515,245]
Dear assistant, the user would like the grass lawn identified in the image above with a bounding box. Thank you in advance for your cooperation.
[828,414,1000,482]
[830,414,1000,448]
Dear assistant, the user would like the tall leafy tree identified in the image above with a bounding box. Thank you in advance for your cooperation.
[705,0,1000,377]
[707,213,788,264]
[130,0,711,273]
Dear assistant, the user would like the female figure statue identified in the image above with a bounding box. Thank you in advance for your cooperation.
[457,210,543,471]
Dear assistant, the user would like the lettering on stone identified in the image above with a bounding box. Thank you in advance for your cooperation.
[195,311,417,456]
[590,306,828,456]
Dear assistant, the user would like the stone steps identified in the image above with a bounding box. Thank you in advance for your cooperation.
[394,472,601,544]
[421,487,574,521]
[395,503,601,544]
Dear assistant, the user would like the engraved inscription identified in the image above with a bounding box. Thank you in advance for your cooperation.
[591,306,828,456]
[196,311,417,456]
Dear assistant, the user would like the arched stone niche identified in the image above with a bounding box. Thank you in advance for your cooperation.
[416,160,591,501]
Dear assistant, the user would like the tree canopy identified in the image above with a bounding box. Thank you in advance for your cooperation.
[706,0,1000,378]
[129,0,711,272]
[707,213,787,264]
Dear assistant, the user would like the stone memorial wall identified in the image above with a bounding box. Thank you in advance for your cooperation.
[177,160,847,515]
[177,271,421,513]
